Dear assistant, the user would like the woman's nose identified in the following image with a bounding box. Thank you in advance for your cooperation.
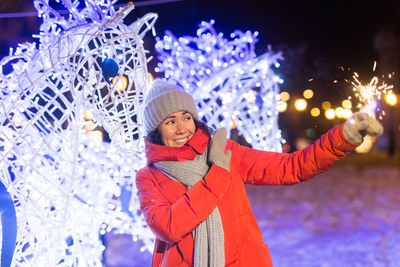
[176,121,185,134]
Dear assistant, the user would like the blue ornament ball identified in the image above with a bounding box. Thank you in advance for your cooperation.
[102,58,119,82]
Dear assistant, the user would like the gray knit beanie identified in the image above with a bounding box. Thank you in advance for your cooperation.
[143,79,198,134]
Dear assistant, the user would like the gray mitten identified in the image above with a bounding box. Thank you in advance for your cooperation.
[343,112,384,144]
[208,128,232,172]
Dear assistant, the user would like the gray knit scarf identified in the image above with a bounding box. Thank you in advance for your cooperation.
[153,148,225,267]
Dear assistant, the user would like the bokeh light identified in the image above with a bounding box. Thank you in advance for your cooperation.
[294,98,307,111]
[322,101,331,110]
[277,101,288,112]
[385,91,398,106]
[310,107,320,117]
[325,109,335,120]
[342,99,352,109]
[303,89,314,99]
[335,107,344,118]
[280,91,290,101]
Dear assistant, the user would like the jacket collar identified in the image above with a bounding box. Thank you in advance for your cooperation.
[145,128,210,163]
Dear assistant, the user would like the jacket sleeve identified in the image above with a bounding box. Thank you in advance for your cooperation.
[230,124,359,185]
[136,164,231,243]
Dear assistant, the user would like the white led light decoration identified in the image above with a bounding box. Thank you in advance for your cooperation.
[0,0,156,265]
[155,20,284,151]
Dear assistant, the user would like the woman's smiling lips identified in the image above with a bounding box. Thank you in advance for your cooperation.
[174,137,190,143]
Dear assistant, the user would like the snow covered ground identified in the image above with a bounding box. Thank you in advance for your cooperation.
[104,165,400,267]
[247,166,400,267]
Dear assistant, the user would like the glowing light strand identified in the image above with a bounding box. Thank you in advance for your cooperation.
[0,0,156,265]
[155,20,284,151]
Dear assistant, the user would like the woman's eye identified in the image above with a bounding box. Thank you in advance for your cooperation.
[166,120,174,125]
[184,116,192,121]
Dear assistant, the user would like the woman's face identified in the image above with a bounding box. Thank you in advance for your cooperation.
[158,110,196,147]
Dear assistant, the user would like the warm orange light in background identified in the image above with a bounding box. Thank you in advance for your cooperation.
[342,99,352,109]
[335,107,344,118]
[294,98,307,111]
[303,89,314,99]
[343,109,352,119]
[230,120,237,129]
[325,109,335,120]
[112,75,128,91]
[84,110,94,121]
[322,101,331,110]
[280,91,290,102]
[310,107,320,117]
[385,91,398,106]
[277,101,288,112]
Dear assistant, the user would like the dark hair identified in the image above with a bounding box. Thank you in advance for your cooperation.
[146,118,213,145]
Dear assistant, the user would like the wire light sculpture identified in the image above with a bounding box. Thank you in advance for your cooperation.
[155,20,284,151]
[0,0,156,265]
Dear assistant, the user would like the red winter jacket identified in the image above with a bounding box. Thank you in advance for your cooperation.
[136,124,359,267]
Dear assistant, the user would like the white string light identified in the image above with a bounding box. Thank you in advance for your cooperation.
[155,20,284,151]
[0,0,156,265]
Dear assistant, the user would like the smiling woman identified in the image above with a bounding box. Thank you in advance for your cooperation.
[136,79,384,267]
[157,111,196,147]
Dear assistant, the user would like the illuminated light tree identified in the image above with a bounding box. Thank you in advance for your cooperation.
[0,0,156,265]
[155,20,284,151]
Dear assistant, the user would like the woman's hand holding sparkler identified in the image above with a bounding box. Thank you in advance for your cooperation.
[343,112,384,144]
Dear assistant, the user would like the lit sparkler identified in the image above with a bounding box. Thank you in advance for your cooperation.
[350,62,393,118]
